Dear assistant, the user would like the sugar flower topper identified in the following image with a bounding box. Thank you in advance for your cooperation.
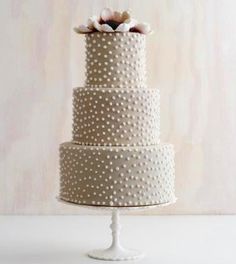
[74,8,152,35]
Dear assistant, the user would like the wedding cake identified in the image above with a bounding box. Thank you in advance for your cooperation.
[59,8,175,207]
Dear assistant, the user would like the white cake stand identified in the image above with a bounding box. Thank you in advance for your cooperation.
[58,198,176,261]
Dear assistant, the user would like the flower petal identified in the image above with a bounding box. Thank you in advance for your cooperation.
[93,20,102,31]
[74,25,93,34]
[115,23,130,32]
[124,18,137,28]
[113,11,123,23]
[101,7,114,22]
[122,10,131,21]
[87,16,98,29]
[134,23,151,34]
[101,24,114,32]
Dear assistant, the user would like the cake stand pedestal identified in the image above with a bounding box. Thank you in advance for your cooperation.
[88,208,142,261]
[58,198,176,261]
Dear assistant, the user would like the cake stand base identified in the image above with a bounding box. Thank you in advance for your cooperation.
[88,209,144,261]
[88,247,143,261]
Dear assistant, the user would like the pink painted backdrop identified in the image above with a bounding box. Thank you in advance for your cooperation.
[1,0,236,214]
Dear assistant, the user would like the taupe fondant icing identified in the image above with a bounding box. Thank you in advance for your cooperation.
[60,142,175,206]
[85,33,146,89]
[72,87,160,146]
[59,29,175,207]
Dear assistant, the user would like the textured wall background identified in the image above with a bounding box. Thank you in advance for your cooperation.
[1,0,236,214]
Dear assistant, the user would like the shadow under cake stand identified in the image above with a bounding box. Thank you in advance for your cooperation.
[58,198,176,261]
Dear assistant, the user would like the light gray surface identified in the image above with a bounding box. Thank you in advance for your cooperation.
[0,215,235,264]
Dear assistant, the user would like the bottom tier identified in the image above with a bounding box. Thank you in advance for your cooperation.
[59,142,175,207]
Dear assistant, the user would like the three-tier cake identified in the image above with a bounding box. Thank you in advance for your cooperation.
[59,8,175,207]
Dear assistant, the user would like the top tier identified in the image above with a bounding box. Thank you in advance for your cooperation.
[85,32,146,89]
[74,8,152,89]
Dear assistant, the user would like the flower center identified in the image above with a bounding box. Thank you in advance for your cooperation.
[104,20,121,30]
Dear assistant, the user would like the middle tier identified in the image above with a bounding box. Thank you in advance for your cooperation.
[73,87,160,146]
